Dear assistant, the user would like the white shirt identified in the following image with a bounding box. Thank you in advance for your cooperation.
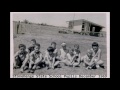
[60,48,68,60]
[66,53,74,62]
[90,48,101,59]
[44,51,55,61]
[30,51,43,61]
[45,48,58,57]
[82,55,92,63]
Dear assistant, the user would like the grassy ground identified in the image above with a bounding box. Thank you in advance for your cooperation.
[13,22,107,76]
[13,32,107,76]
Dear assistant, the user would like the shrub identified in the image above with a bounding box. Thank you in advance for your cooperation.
[23,19,29,24]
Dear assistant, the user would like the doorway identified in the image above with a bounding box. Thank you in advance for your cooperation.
[90,25,102,36]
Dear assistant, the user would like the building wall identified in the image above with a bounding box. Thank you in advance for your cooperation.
[69,20,83,27]
[68,20,83,32]
[72,21,90,33]
[84,22,90,32]
[73,25,82,32]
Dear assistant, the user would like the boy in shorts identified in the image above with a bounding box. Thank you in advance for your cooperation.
[51,42,58,57]
[81,50,94,69]
[62,48,74,66]
[44,47,61,69]
[27,43,43,73]
[90,42,104,69]
[72,44,81,67]
[62,47,80,67]
[26,39,37,53]
[58,43,68,61]
[44,42,58,58]
[14,44,29,69]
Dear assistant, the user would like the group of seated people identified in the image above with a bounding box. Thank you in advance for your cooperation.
[14,39,104,73]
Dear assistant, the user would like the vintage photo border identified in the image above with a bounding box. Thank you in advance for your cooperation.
[10,12,110,78]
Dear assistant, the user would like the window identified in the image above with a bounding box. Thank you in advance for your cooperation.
[82,24,84,28]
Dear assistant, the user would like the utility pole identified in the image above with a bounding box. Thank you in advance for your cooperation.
[72,13,75,27]
[72,13,75,33]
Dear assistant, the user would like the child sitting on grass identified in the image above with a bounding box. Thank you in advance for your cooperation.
[62,48,75,66]
[90,42,104,69]
[72,44,81,67]
[61,47,80,67]
[14,44,29,69]
[58,43,69,61]
[44,47,61,69]
[26,39,37,53]
[27,43,43,73]
[81,42,104,69]
[51,42,58,57]
[44,42,58,60]
[81,50,94,69]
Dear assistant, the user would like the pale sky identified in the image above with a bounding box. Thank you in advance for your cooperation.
[12,12,107,31]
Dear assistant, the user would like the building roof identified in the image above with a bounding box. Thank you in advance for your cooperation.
[66,19,105,28]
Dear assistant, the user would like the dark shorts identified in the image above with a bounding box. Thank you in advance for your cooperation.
[15,56,29,67]
[15,56,23,67]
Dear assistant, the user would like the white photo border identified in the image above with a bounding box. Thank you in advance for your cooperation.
[10,12,110,78]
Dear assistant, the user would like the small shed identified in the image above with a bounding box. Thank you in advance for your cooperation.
[66,19,105,36]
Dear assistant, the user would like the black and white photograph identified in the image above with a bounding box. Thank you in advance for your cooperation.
[10,12,110,78]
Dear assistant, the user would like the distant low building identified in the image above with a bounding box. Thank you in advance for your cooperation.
[66,19,105,36]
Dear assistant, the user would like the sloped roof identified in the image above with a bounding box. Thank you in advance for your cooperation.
[66,19,105,28]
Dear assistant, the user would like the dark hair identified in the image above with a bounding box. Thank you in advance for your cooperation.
[31,39,36,43]
[35,43,40,48]
[92,42,99,47]
[51,42,56,45]
[68,47,74,52]
[19,44,26,49]
[74,44,79,49]
[70,48,74,52]
[47,46,54,52]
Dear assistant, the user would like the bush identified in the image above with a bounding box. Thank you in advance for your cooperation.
[41,23,47,26]
[23,19,29,24]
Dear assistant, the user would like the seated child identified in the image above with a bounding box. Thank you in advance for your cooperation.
[26,39,37,53]
[62,47,80,67]
[90,42,104,69]
[27,43,43,73]
[62,48,75,66]
[14,44,29,69]
[58,43,69,61]
[44,47,61,69]
[45,42,58,58]
[81,50,94,69]
[51,42,58,57]
[72,44,81,67]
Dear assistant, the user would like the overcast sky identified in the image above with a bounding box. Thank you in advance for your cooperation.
[12,12,107,31]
